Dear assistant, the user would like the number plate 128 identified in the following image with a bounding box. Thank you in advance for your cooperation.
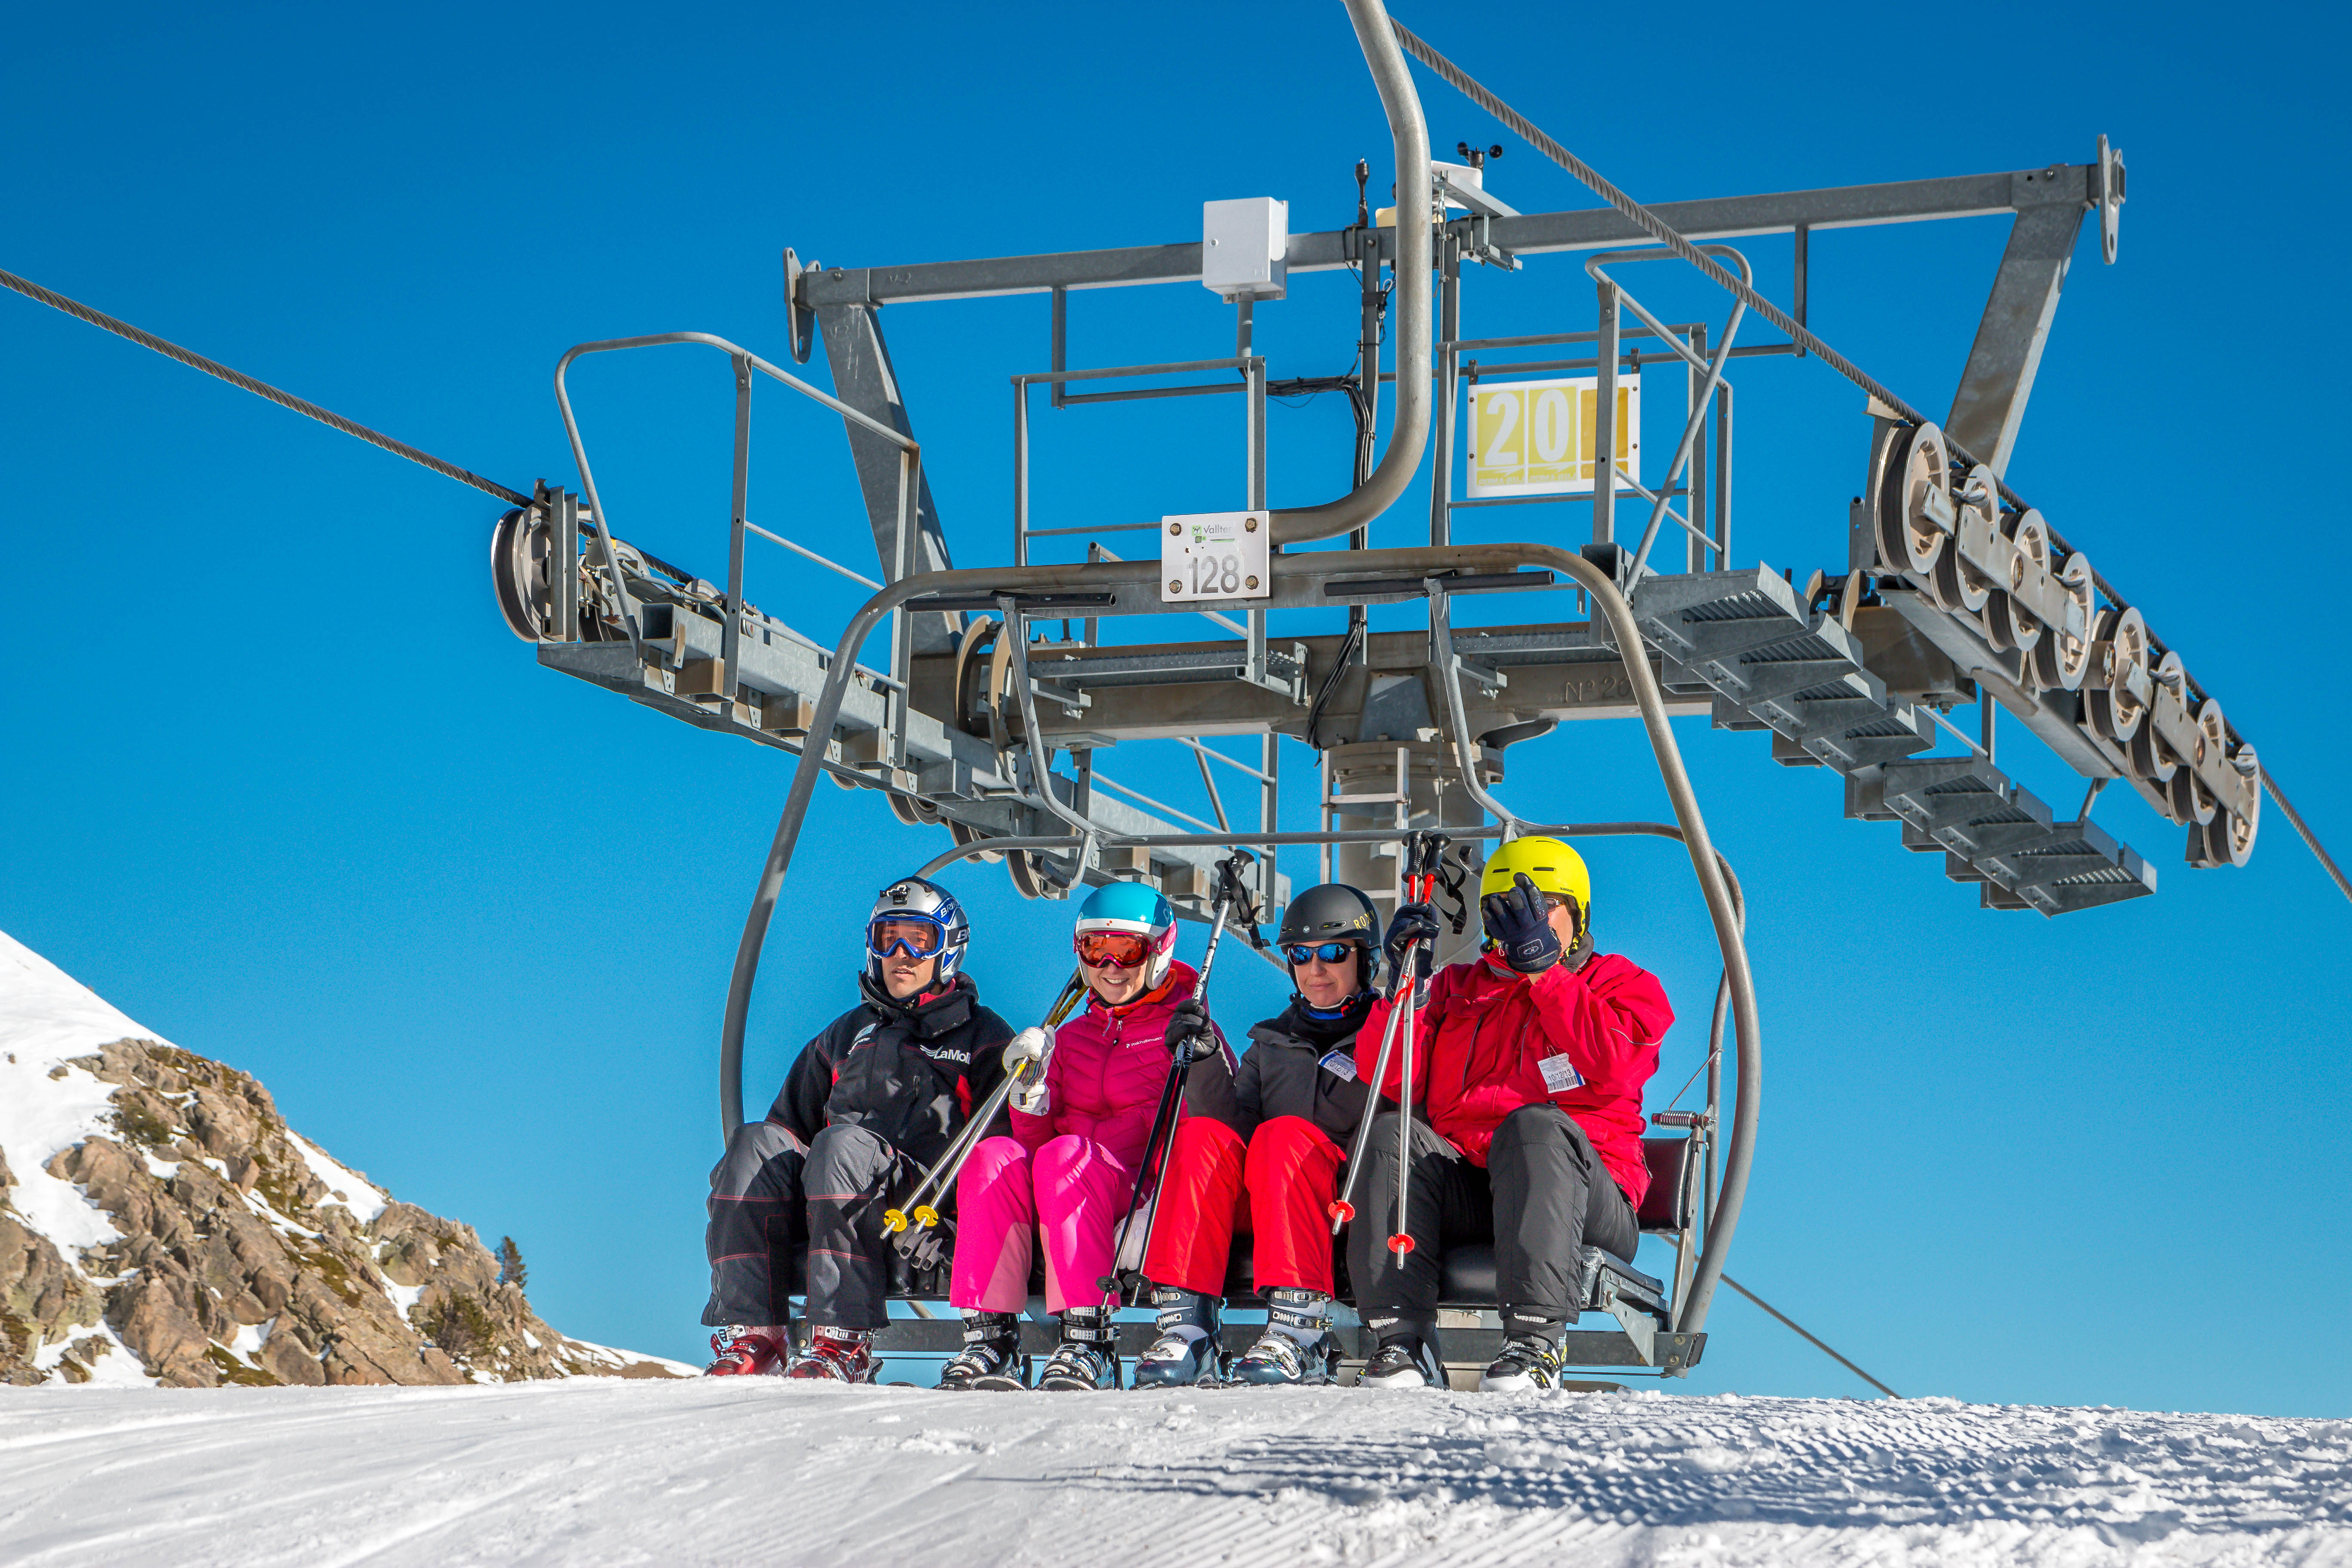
[1160,511,1271,604]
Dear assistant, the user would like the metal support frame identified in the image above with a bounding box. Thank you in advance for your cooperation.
[1945,180,2092,477]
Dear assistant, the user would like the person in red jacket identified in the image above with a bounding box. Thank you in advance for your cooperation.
[1351,836,1672,1393]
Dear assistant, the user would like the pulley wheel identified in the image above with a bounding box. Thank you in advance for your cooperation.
[2032,552,2097,692]
[2166,698,2224,827]
[490,507,553,641]
[948,818,1005,865]
[2201,745,2259,868]
[1984,511,2049,656]
[886,792,943,829]
[2128,652,2185,786]
[1005,846,1071,901]
[1932,464,1998,614]
[2085,606,2149,745]
[952,618,1004,741]
[1876,423,1951,582]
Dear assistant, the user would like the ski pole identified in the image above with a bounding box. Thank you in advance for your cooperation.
[1098,853,1250,1306]
[885,968,1085,1238]
[1327,937,1417,1232]
[1387,831,1446,1262]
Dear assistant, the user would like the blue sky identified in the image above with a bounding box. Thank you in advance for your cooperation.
[5,0,2346,1413]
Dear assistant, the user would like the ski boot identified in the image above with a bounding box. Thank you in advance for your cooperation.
[1228,1288,1340,1386]
[704,1324,791,1376]
[1131,1286,1223,1388]
[787,1326,880,1384]
[1358,1319,1446,1389]
[1036,1306,1121,1391]
[938,1312,1026,1391]
[1479,1319,1565,1393]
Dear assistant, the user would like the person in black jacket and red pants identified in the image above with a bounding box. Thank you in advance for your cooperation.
[701,877,1013,1383]
[1130,883,1381,1387]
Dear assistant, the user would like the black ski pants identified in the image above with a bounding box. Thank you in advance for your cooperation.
[703,1121,904,1331]
[1346,1103,1638,1338]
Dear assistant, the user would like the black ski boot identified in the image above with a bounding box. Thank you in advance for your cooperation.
[938,1311,1025,1391]
[1131,1286,1222,1388]
[1479,1316,1565,1393]
[1359,1315,1446,1389]
[1037,1305,1121,1391]
[1229,1288,1340,1386]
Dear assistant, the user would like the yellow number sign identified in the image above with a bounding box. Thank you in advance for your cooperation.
[1466,376,1639,498]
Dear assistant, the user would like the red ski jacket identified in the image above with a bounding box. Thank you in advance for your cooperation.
[1009,961,1238,1170]
[1357,951,1672,1205]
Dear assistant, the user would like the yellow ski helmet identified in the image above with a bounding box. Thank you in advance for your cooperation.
[1479,836,1591,931]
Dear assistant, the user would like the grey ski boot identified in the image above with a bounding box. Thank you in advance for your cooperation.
[1037,1305,1121,1391]
[1131,1286,1223,1388]
[1228,1288,1341,1385]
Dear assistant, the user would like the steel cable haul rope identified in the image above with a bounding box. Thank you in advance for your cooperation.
[0,266,529,506]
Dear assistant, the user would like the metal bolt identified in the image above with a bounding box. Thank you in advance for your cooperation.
[1246,575,1259,589]
[1169,580,1182,594]
[1244,516,1259,532]
[1170,521,1182,535]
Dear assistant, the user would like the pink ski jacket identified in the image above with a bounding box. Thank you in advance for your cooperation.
[1359,951,1672,1205]
[1009,961,1238,1169]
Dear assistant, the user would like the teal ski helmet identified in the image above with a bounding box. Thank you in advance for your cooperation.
[1073,880,1179,988]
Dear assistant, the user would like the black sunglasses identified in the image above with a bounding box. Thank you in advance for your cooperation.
[1283,941,1361,966]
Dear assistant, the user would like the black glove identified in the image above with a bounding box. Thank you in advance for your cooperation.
[1481,873,1562,974]
[1164,997,1211,1060]
[895,1212,952,1271]
[1384,902,1442,985]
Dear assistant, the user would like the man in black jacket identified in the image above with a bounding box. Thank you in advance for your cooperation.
[702,877,1013,1382]
[1131,883,1380,1387]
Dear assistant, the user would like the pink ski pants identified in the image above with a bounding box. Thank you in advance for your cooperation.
[950,1134,1138,1315]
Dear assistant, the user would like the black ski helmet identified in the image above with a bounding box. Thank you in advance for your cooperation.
[1276,882,1383,992]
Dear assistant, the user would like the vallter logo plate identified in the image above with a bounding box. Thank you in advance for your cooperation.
[1161,511,1271,604]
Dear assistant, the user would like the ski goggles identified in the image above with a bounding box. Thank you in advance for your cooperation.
[1074,930,1154,969]
[867,916,947,959]
[1282,941,1361,967]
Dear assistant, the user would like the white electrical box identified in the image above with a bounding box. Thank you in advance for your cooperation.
[1202,198,1289,302]
[1161,511,1271,603]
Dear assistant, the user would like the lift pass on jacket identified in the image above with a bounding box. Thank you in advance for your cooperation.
[1161,511,1270,603]
[1538,1053,1583,1093]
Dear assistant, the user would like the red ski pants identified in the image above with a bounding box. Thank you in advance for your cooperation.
[1140,1115,1343,1297]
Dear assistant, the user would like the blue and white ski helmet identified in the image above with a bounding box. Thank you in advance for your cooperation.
[866,876,970,986]
[1073,880,1179,988]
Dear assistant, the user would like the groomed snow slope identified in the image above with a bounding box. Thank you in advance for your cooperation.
[4,1381,2346,1566]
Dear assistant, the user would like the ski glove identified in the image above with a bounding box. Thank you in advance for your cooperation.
[1384,903,1442,984]
[1003,1025,1054,1075]
[1480,872,1561,974]
[1163,998,1211,1061]
[897,1212,952,1271]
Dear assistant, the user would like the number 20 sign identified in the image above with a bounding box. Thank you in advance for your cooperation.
[1160,511,1271,603]
[1465,376,1640,499]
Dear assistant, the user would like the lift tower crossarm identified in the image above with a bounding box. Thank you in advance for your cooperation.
[795,165,2103,307]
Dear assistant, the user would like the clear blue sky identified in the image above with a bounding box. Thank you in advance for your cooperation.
[5,1,2346,1414]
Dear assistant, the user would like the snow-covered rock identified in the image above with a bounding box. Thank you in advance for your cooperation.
[0,927,688,1387]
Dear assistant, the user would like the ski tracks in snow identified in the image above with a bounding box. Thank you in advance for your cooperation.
[1,1381,2348,1565]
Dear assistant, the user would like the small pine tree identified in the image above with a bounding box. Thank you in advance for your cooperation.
[496,1236,527,1291]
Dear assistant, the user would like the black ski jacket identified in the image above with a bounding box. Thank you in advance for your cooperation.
[1234,996,1373,1145]
[766,972,1016,1171]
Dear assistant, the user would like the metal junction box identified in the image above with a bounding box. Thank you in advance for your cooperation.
[1202,197,1289,301]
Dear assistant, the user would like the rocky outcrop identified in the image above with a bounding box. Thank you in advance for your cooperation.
[5,1038,679,1387]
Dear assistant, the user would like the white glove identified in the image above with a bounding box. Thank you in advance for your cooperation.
[1003,1026,1054,1073]
[1006,1026,1054,1115]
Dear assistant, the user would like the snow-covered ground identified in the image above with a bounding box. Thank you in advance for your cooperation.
[3,1380,2346,1566]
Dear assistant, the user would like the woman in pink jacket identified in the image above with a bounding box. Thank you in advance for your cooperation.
[941,881,1237,1391]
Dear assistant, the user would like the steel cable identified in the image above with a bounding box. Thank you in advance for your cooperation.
[0,265,530,507]
[2262,771,2352,905]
